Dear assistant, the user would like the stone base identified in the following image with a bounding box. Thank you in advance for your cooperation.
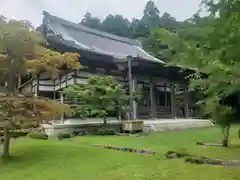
[122,120,144,133]
[41,123,121,137]
[144,119,213,132]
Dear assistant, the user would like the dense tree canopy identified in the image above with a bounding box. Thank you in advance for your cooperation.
[80,12,102,29]
[78,0,181,38]
[64,76,131,124]
[144,0,240,146]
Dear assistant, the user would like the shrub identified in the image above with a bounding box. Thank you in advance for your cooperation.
[58,133,71,140]
[92,128,116,136]
[28,132,48,140]
[185,157,204,164]
[11,132,28,138]
[0,131,28,138]
[72,130,87,136]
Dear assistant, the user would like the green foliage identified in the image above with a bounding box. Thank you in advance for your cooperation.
[92,128,116,136]
[0,127,240,179]
[58,133,71,140]
[101,14,131,37]
[27,132,48,140]
[0,16,79,158]
[0,16,78,126]
[78,0,181,38]
[143,0,240,145]
[64,76,133,123]
[146,0,240,114]
[0,131,28,138]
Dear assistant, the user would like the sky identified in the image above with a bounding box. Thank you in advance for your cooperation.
[0,0,203,26]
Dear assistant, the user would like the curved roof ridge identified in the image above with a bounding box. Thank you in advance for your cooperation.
[42,11,139,46]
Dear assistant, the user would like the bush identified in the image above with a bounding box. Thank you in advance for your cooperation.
[72,131,87,136]
[28,132,48,140]
[92,128,116,136]
[0,131,28,138]
[11,131,28,138]
[58,133,71,140]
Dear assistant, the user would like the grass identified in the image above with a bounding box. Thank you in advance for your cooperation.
[0,126,240,180]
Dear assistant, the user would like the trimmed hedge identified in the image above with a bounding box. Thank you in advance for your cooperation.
[28,132,48,140]
[0,131,28,138]
[58,133,71,140]
[92,128,116,136]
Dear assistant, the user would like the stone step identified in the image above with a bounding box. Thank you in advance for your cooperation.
[144,119,213,132]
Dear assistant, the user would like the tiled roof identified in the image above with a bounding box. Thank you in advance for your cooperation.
[42,11,165,64]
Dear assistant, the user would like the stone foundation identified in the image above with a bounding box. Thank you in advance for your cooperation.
[144,119,213,132]
[42,119,213,137]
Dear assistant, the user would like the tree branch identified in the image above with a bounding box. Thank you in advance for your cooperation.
[19,75,36,90]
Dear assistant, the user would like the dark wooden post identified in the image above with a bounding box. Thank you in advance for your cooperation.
[36,74,40,96]
[53,79,56,100]
[127,56,134,120]
[53,79,56,121]
[164,82,168,106]
[132,77,138,120]
[170,84,177,119]
[184,86,190,118]
[60,91,64,124]
[150,79,156,119]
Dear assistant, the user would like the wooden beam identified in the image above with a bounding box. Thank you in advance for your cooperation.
[36,75,39,96]
[170,84,177,119]
[127,56,134,120]
[184,86,190,118]
[164,81,168,106]
[60,91,64,124]
[132,77,138,120]
[150,79,156,119]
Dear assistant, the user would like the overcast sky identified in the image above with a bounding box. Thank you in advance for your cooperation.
[0,0,203,26]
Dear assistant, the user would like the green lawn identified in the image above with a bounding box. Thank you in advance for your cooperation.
[1,126,240,180]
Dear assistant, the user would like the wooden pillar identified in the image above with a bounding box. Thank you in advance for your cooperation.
[127,56,134,120]
[52,79,56,121]
[150,79,156,119]
[36,74,39,96]
[164,82,168,106]
[170,84,177,119]
[60,91,64,124]
[132,77,138,120]
[184,86,190,118]
[53,79,56,100]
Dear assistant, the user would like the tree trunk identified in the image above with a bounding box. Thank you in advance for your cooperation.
[221,125,230,147]
[238,128,240,139]
[103,116,107,125]
[1,127,10,159]
[117,107,122,121]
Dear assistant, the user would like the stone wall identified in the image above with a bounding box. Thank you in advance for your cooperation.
[42,123,121,137]
[144,119,213,132]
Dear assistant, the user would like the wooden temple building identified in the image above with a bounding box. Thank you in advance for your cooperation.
[23,11,197,120]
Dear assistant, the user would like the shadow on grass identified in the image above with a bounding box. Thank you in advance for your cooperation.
[196,142,240,149]
[228,144,240,149]
[0,142,68,166]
